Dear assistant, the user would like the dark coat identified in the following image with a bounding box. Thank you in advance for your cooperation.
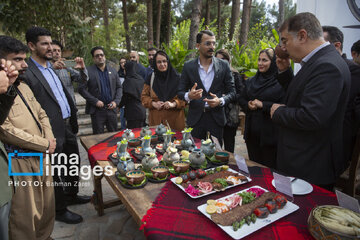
[78,65,122,115]
[272,45,351,185]
[343,58,360,167]
[24,58,78,152]
[178,57,236,127]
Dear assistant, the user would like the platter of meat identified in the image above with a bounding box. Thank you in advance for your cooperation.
[197,186,299,239]
[170,166,252,199]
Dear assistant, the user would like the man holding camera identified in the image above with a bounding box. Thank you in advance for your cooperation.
[78,46,122,134]
[51,40,88,104]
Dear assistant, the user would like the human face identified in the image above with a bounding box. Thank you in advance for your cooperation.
[29,36,53,61]
[352,51,360,65]
[93,49,106,66]
[129,52,138,63]
[215,53,229,63]
[119,59,126,69]
[6,52,28,75]
[197,34,216,59]
[148,50,156,65]
[257,52,271,73]
[155,54,168,72]
[280,29,302,63]
[52,44,62,61]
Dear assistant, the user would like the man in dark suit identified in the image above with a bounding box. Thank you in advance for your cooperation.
[178,30,235,142]
[24,26,90,224]
[78,46,122,134]
[271,13,351,190]
[130,50,147,81]
[323,26,360,172]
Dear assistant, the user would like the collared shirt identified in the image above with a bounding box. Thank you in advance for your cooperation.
[31,57,71,119]
[185,58,225,106]
[96,66,112,104]
[301,42,330,66]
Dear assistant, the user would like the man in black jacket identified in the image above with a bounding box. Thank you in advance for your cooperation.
[78,46,122,134]
[271,13,351,190]
[178,30,235,142]
[323,25,360,172]
[24,26,90,224]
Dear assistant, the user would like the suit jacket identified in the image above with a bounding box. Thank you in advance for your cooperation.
[178,57,235,127]
[24,58,78,152]
[78,65,122,115]
[272,45,351,185]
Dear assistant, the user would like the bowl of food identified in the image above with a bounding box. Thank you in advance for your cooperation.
[172,161,190,173]
[151,135,159,144]
[135,146,142,155]
[151,165,169,179]
[128,138,141,147]
[308,205,360,240]
[126,170,145,185]
[215,151,230,162]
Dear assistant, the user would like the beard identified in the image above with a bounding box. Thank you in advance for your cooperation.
[149,59,154,66]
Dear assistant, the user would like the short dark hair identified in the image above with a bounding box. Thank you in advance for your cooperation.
[147,47,157,52]
[0,35,29,58]
[215,49,230,62]
[196,30,215,44]
[25,26,51,44]
[351,40,360,54]
[279,12,322,40]
[52,40,63,50]
[91,46,105,57]
[322,26,344,51]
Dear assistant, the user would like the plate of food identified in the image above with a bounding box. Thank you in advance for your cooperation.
[170,166,251,199]
[197,186,299,239]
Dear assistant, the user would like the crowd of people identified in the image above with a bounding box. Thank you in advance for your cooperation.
[0,11,359,240]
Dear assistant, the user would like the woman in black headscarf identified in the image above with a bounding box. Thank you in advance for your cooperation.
[239,48,285,168]
[141,50,186,130]
[120,61,146,129]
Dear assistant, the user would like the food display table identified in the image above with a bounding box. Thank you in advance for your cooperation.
[80,128,338,239]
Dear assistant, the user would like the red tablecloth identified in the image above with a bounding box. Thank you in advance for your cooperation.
[141,166,338,240]
[87,128,201,168]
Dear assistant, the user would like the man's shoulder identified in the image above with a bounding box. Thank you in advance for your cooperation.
[183,58,197,70]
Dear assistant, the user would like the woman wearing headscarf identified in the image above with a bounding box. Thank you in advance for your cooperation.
[215,49,245,153]
[238,48,285,168]
[120,61,146,129]
[141,50,186,131]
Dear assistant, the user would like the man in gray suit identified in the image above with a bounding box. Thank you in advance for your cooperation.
[178,30,235,142]
[271,13,350,190]
[79,46,122,134]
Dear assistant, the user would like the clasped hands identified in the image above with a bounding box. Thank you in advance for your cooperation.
[248,99,263,110]
[188,83,221,108]
[152,101,176,110]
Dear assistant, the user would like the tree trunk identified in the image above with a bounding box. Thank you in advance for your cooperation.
[229,0,240,41]
[155,0,162,48]
[122,0,131,52]
[188,0,202,55]
[101,0,110,49]
[217,0,221,39]
[239,0,251,47]
[164,0,171,46]
[147,0,154,47]
[278,0,285,28]
[205,0,210,26]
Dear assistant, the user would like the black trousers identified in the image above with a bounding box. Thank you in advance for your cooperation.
[90,108,118,134]
[223,126,238,153]
[191,111,223,146]
[127,119,145,129]
[53,120,80,213]
[246,137,277,169]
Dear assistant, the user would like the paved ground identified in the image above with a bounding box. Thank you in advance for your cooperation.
[51,131,248,240]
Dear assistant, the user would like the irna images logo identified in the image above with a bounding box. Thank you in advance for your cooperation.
[8,150,43,176]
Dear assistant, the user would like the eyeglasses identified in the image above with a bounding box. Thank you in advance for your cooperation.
[203,41,216,47]
[95,54,104,58]
[156,60,167,64]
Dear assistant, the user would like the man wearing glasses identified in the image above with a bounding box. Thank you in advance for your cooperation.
[178,30,235,143]
[79,46,122,134]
